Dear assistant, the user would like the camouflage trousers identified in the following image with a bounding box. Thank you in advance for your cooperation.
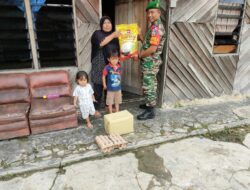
[141,59,161,107]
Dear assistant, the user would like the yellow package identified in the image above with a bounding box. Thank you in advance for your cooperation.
[116,24,138,61]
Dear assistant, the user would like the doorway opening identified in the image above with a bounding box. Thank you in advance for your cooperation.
[102,0,145,104]
[102,0,115,26]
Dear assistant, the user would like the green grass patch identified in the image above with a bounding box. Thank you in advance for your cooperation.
[202,125,250,144]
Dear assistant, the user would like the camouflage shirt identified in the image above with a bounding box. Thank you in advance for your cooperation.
[141,18,166,62]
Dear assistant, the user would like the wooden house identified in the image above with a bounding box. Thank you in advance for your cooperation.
[161,0,250,104]
[0,0,249,106]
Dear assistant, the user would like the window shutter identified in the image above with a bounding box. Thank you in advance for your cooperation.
[0,1,32,70]
[213,0,246,54]
[31,0,76,68]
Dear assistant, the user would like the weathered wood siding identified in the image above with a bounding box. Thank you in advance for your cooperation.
[163,0,240,103]
[76,0,99,24]
[75,0,100,73]
[171,0,218,23]
[233,0,250,94]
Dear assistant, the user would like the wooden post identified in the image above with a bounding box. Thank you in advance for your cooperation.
[158,1,171,107]
[24,0,39,70]
[99,0,102,18]
[73,0,80,67]
[236,0,247,55]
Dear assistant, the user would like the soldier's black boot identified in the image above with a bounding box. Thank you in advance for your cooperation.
[137,107,155,120]
[139,104,148,109]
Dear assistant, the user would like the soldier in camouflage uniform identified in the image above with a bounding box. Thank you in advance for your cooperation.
[137,0,166,120]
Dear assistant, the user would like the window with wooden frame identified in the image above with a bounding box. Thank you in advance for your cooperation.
[213,0,246,54]
[0,1,32,70]
[0,0,76,70]
[31,0,76,68]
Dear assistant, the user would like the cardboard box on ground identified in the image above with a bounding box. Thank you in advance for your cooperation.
[104,110,134,135]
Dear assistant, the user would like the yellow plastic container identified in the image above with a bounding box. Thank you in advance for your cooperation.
[104,110,134,135]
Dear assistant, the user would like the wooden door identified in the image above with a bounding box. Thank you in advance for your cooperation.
[115,0,148,95]
[75,0,100,73]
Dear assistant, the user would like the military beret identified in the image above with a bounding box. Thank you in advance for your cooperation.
[146,0,160,11]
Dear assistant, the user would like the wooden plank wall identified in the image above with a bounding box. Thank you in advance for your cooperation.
[76,0,99,25]
[163,0,240,103]
[170,0,218,23]
[75,0,100,73]
[233,0,250,94]
[245,0,250,23]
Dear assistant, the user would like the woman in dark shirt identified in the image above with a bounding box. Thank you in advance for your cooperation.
[91,16,120,111]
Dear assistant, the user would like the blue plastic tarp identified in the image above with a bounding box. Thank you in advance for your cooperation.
[6,0,46,12]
